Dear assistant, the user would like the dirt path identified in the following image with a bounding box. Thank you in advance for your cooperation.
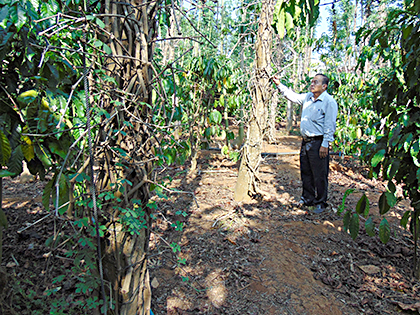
[149,136,419,315]
[1,136,419,315]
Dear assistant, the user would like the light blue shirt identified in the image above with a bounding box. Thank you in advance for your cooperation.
[277,83,338,148]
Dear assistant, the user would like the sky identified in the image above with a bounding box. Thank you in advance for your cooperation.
[316,1,331,39]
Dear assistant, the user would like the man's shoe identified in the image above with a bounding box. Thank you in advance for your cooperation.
[313,204,325,214]
[298,198,313,207]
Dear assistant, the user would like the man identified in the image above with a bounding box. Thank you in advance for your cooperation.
[272,74,338,213]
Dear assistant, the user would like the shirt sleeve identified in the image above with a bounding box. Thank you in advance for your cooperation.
[322,97,338,148]
[277,83,306,105]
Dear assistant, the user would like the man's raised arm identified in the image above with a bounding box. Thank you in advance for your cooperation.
[272,76,306,105]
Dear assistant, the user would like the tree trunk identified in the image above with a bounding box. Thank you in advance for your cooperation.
[266,89,278,143]
[234,0,275,202]
[96,0,158,313]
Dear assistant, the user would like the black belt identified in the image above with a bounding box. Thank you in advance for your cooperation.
[302,135,323,142]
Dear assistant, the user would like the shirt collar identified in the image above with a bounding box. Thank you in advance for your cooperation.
[310,91,328,102]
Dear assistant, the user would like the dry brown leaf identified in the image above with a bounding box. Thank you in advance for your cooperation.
[151,277,159,288]
[358,265,381,274]
[396,301,420,312]
[225,237,237,245]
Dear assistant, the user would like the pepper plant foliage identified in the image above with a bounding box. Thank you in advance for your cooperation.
[0,0,116,311]
[0,0,78,180]
[341,0,420,276]
[155,54,241,166]
[0,0,78,236]
[272,0,319,38]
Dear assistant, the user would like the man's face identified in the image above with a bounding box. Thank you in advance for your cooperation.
[310,75,327,95]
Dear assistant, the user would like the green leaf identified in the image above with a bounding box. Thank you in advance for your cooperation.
[356,194,369,218]
[49,141,67,159]
[273,0,284,16]
[389,126,401,147]
[93,40,103,48]
[402,113,409,127]
[103,43,112,55]
[163,148,175,166]
[410,139,419,158]
[17,90,38,108]
[349,213,359,240]
[43,178,54,210]
[0,130,11,165]
[293,4,302,18]
[0,6,9,29]
[338,189,354,215]
[95,17,105,29]
[276,9,285,38]
[209,110,222,125]
[7,145,24,175]
[400,210,410,229]
[378,192,390,215]
[97,108,111,118]
[388,160,400,179]
[8,4,17,24]
[0,169,16,177]
[387,181,396,194]
[343,210,351,232]
[21,136,35,162]
[371,149,385,167]
[15,3,27,32]
[412,156,420,167]
[385,191,397,208]
[365,217,375,237]
[209,126,216,136]
[403,133,413,152]
[221,145,229,156]
[379,218,390,244]
[284,11,293,31]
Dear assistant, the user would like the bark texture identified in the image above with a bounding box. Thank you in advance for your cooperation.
[95,1,159,313]
[266,89,278,143]
[234,0,276,201]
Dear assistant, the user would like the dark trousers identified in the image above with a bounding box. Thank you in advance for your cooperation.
[300,139,329,207]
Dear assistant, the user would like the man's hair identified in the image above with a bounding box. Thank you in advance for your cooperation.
[316,73,329,86]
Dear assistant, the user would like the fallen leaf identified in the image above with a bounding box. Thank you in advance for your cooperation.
[6,262,16,268]
[396,301,420,312]
[358,265,381,274]
[151,277,159,288]
[323,221,335,228]
[225,237,237,245]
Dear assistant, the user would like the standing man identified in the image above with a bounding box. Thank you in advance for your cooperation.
[272,74,338,213]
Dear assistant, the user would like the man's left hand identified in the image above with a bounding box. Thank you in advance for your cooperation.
[272,76,280,86]
[319,146,328,159]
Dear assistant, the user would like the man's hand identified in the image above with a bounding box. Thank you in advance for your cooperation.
[319,146,328,159]
[272,76,280,86]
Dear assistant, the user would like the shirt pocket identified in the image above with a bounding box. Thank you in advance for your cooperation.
[310,104,325,122]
